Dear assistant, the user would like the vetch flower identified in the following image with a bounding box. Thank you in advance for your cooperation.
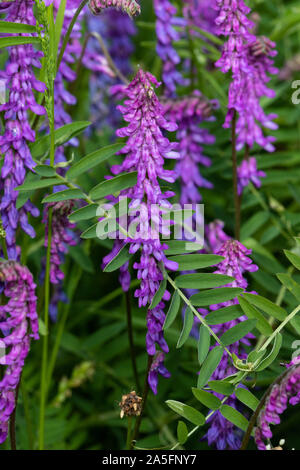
[0,261,38,444]
[88,0,141,17]
[148,352,171,395]
[237,156,266,195]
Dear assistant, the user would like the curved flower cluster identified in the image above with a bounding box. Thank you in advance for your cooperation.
[105,69,179,393]
[255,359,300,450]
[88,0,140,16]
[0,261,39,444]
[237,156,266,195]
[154,0,187,96]
[205,238,258,449]
[163,92,218,204]
[215,0,278,193]
[0,0,45,259]
[43,201,76,285]
[148,352,171,395]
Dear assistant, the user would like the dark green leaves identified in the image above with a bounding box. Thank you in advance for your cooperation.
[89,172,137,200]
[165,240,203,255]
[42,189,85,203]
[150,279,167,310]
[177,307,194,348]
[66,142,124,180]
[205,305,243,325]
[284,249,300,271]
[255,334,282,371]
[192,388,221,410]
[219,405,249,432]
[68,204,98,223]
[177,421,188,445]
[242,293,286,322]
[191,288,243,307]
[197,325,210,365]
[220,319,257,346]
[238,296,273,336]
[17,177,63,191]
[167,254,223,271]
[175,273,234,289]
[0,21,36,34]
[0,36,40,48]
[208,380,235,396]
[103,245,131,273]
[235,388,259,412]
[164,291,181,329]
[197,346,224,389]
[166,400,205,426]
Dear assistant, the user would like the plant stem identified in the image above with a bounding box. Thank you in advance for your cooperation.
[130,355,153,449]
[231,110,241,240]
[125,290,141,392]
[126,417,133,450]
[9,382,20,450]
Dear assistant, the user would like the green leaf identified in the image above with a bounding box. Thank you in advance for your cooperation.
[42,189,85,203]
[220,319,257,346]
[68,245,94,274]
[235,388,259,412]
[35,165,57,177]
[164,291,181,330]
[68,204,98,223]
[150,278,167,310]
[0,36,40,48]
[103,245,131,273]
[220,405,249,432]
[30,122,91,159]
[89,172,137,200]
[177,421,188,445]
[17,177,63,191]
[177,307,194,349]
[205,305,243,325]
[165,240,203,255]
[197,325,211,365]
[167,254,223,271]
[256,334,283,371]
[197,346,224,389]
[191,288,243,307]
[192,388,221,410]
[175,273,234,290]
[240,211,269,241]
[80,223,98,240]
[66,142,124,180]
[0,21,37,34]
[284,249,300,271]
[165,400,205,426]
[208,380,235,396]
[38,318,48,336]
[277,273,300,302]
[238,296,273,337]
[242,293,286,322]
[54,0,67,57]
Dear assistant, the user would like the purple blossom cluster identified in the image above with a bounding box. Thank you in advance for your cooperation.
[183,0,217,35]
[88,0,140,16]
[104,69,179,392]
[255,358,300,450]
[163,92,218,204]
[205,238,258,449]
[0,261,39,444]
[215,0,278,194]
[42,201,76,285]
[0,0,45,259]
[154,0,187,96]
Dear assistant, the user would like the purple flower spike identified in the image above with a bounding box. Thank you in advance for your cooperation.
[43,201,77,285]
[237,157,266,195]
[215,0,278,152]
[103,69,179,392]
[154,0,187,96]
[148,352,171,395]
[0,261,38,444]
[88,0,141,17]
[255,362,300,450]
[0,0,44,258]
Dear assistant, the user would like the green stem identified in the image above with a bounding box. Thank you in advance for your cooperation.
[166,274,233,358]
[231,110,241,241]
[126,417,133,450]
[260,303,300,352]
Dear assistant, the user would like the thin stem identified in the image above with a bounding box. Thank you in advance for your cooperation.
[130,355,153,449]
[231,110,241,240]
[260,303,300,352]
[167,274,233,358]
[9,381,20,450]
[126,417,133,450]
[56,0,89,71]
[125,290,141,392]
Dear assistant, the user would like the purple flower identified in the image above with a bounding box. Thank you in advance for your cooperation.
[0,0,45,259]
[255,362,300,450]
[163,92,218,204]
[88,0,141,16]
[154,0,187,96]
[104,69,179,391]
[206,220,230,253]
[0,261,39,444]
[148,352,171,395]
[42,201,76,285]
[215,1,278,153]
[183,0,217,35]
[237,156,266,195]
